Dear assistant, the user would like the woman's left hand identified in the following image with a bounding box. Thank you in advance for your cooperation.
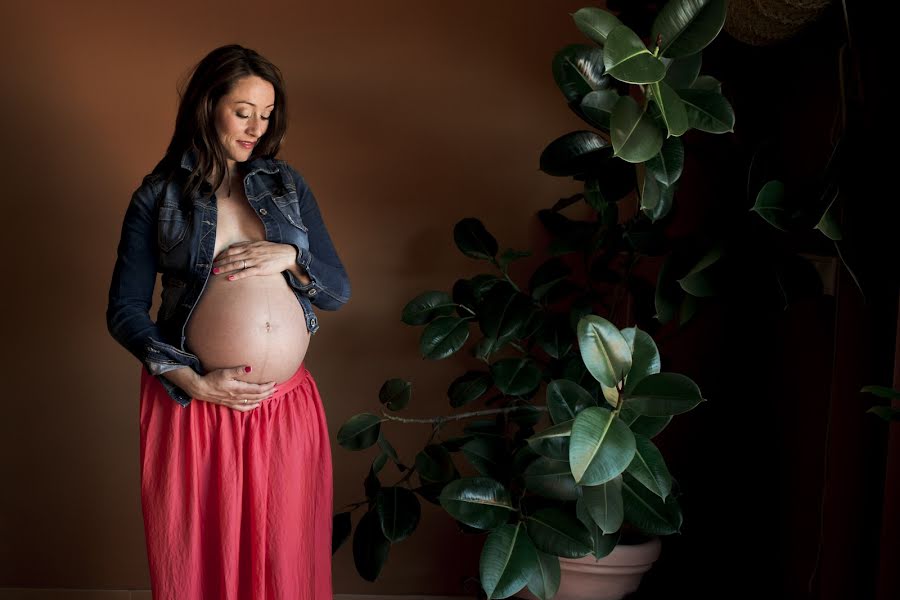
[212,241,297,280]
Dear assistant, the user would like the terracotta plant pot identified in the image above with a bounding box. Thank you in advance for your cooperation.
[515,537,662,600]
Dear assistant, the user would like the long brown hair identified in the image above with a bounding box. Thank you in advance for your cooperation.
[153,44,288,202]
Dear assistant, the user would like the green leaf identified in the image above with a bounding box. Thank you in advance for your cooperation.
[448,370,493,408]
[867,406,900,422]
[649,80,689,137]
[750,180,790,231]
[415,444,456,483]
[480,283,533,343]
[552,44,610,104]
[580,89,620,131]
[620,327,662,396]
[379,378,411,411]
[678,88,735,133]
[662,53,702,89]
[499,248,532,271]
[420,315,470,359]
[401,290,455,325]
[815,188,843,241]
[620,405,672,438]
[678,244,724,297]
[491,357,543,396]
[626,372,705,416]
[461,436,510,480]
[603,25,666,84]
[527,419,573,461]
[525,508,593,558]
[639,170,674,223]
[523,456,581,500]
[536,315,575,359]
[611,96,664,163]
[625,434,673,500]
[439,476,514,530]
[691,74,722,93]
[352,508,391,581]
[652,0,728,58]
[581,475,624,534]
[861,385,900,399]
[336,413,381,450]
[454,217,499,259]
[479,523,539,599]
[540,130,613,177]
[572,7,623,45]
[526,548,561,600]
[569,406,637,485]
[576,314,633,387]
[622,472,683,535]
[645,136,685,186]
[576,497,621,558]
[546,379,597,424]
[375,486,421,542]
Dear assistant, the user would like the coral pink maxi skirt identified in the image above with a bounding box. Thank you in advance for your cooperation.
[138,362,333,600]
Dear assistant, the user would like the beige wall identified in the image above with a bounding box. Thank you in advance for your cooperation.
[1,0,601,595]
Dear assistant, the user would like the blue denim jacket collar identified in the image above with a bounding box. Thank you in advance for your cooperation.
[179,146,280,177]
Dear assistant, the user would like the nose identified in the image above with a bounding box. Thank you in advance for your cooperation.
[246,116,264,136]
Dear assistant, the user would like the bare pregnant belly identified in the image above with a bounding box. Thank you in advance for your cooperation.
[184,273,311,385]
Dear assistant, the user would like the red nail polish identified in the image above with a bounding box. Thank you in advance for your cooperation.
[245,366,252,373]
[213,267,220,274]
[228,275,235,281]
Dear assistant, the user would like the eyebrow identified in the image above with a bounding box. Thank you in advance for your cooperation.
[235,100,275,108]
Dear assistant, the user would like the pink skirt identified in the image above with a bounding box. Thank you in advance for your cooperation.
[138,362,333,600]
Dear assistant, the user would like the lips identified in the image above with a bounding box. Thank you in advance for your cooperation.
[238,140,256,149]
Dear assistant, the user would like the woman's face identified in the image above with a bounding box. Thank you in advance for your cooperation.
[214,74,275,169]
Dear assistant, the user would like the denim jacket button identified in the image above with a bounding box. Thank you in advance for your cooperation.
[308,287,317,296]
[259,208,268,215]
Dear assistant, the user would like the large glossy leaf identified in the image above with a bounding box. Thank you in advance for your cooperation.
[569,406,637,485]
[546,379,596,424]
[662,53,702,89]
[523,456,581,500]
[353,509,391,581]
[645,136,685,186]
[420,315,470,359]
[401,290,455,325]
[462,436,510,480]
[639,170,674,223]
[552,44,610,104]
[526,548,561,600]
[415,444,456,482]
[379,378,411,411]
[677,244,724,297]
[526,419,573,461]
[621,405,672,438]
[691,74,722,93]
[603,25,666,84]
[750,180,790,231]
[454,217,498,259]
[622,473,683,535]
[535,315,575,359]
[620,327,662,396]
[572,7,623,45]
[678,89,735,133]
[480,523,540,599]
[581,474,624,534]
[448,370,493,408]
[577,314,632,388]
[649,80,689,137]
[652,0,728,58]
[491,357,543,396]
[626,372,705,415]
[580,89,619,131]
[337,413,381,450]
[439,477,514,530]
[611,96,664,163]
[333,511,352,555]
[525,508,593,558]
[575,497,621,558]
[376,486,421,542]
[540,130,613,177]
[625,434,673,500]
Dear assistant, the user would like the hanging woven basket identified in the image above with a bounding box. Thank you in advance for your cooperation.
[724,0,835,46]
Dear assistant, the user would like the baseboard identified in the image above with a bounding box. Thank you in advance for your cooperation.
[0,590,472,600]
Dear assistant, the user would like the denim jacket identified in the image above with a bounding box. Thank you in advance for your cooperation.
[106,147,351,407]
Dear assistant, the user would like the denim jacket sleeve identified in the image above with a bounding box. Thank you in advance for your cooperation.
[106,173,200,407]
[279,162,352,310]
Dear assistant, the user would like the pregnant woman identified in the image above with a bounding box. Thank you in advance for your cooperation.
[106,44,350,599]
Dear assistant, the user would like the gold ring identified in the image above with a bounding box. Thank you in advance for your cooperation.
[243,398,248,404]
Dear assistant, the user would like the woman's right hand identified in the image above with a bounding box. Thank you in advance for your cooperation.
[193,366,277,412]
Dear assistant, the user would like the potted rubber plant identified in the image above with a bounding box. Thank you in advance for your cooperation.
[333,1,729,598]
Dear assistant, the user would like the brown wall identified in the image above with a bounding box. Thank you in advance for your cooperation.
[0,0,600,595]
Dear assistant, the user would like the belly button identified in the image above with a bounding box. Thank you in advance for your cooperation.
[265,321,272,332]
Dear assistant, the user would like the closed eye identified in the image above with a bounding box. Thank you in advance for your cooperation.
[237,113,270,121]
